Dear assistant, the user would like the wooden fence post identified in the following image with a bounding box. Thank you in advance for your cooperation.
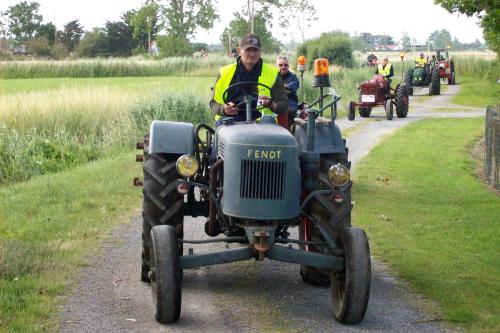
[484,104,500,189]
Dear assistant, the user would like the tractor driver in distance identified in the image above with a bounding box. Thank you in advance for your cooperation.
[415,52,427,68]
[210,34,288,126]
[276,55,299,128]
[375,56,394,91]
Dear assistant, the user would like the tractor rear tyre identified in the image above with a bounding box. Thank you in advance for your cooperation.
[395,87,409,118]
[300,153,351,286]
[150,225,182,323]
[449,72,456,85]
[429,69,441,96]
[141,148,184,283]
[347,102,355,121]
[404,70,413,96]
[359,108,371,118]
[331,227,371,324]
[385,100,393,120]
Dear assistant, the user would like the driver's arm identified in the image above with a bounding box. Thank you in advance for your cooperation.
[270,75,289,115]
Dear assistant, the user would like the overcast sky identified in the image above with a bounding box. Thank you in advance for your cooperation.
[2,0,484,44]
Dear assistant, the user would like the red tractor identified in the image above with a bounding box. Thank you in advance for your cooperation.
[433,49,456,85]
[347,75,409,121]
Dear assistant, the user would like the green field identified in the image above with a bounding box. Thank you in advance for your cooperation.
[353,118,499,333]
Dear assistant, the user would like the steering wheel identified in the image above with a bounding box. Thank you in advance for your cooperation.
[222,81,274,112]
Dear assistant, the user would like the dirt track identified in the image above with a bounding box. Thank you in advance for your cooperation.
[60,85,483,332]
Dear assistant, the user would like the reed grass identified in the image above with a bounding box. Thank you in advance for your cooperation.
[0,56,232,79]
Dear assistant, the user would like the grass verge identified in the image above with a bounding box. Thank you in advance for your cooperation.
[352,117,499,333]
[452,76,500,108]
[0,153,141,332]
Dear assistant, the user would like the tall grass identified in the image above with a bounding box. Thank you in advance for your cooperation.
[0,88,210,185]
[0,55,232,79]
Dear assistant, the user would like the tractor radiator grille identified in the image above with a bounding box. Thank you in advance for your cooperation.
[361,84,377,94]
[240,159,286,200]
[218,140,225,159]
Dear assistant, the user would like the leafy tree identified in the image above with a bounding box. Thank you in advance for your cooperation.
[399,31,412,51]
[278,0,317,43]
[2,1,42,41]
[220,10,282,54]
[435,0,499,54]
[162,0,218,43]
[36,22,56,45]
[427,29,452,49]
[129,1,162,53]
[105,20,136,56]
[59,20,84,51]
[359,32,375,50]
[75,28,108,58]
[375,34,395,46]
[351,34,368,51]
[297,31,354,68]
[157,34,192,56]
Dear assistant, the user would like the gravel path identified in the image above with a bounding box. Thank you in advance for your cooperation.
[60,84,483,332]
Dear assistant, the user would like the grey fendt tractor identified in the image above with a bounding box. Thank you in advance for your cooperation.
[134,58,371,325]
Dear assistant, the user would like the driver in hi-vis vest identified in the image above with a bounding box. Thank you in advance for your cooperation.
[210,34,288,125]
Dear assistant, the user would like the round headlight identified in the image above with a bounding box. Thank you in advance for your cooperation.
[328,163,350,187]
[176,155,199,177]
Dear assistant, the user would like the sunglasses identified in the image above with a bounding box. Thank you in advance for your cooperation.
[278,64,289,67]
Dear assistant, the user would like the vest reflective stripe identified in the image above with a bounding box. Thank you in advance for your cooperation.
[214,62,278,121]
[378,63,392,77]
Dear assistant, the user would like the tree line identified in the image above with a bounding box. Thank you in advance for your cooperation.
[0,0,496,60]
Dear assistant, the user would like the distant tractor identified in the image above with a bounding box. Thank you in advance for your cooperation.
[404,62,440,96]
[433,49,456,85]
[348,75,409,121]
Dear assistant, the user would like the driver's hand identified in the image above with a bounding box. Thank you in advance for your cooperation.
[224,102,238,116]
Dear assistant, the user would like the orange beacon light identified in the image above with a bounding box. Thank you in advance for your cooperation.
[313,58,331,87]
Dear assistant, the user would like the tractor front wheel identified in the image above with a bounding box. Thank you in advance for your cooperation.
[331,227,371,324]
[347,102,355,121]
[141,150,184,283]
[385,100,393,120]
[150,225,182,323]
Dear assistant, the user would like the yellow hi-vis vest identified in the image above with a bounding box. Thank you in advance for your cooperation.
[377,63,392,77]
[213,62,279,121]
[415,57,426,67]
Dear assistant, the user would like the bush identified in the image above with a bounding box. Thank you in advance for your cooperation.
[26,38,52,57]
[158,35,192,57]
[50,43,69,60]
[297,31,354,68]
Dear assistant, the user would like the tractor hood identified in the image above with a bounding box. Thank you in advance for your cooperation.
[216,123,301,220]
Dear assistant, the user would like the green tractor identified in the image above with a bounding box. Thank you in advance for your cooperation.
[404,62,440,96]
[135,58,371,325]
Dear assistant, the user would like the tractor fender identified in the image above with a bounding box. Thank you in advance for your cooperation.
[149,120,195,155]
[294,123,345,154]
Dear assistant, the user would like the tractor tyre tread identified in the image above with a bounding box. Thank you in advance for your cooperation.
[331,227,371,324]
[141,143,183,283]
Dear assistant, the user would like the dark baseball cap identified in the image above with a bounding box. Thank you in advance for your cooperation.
[240,34,261,50]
